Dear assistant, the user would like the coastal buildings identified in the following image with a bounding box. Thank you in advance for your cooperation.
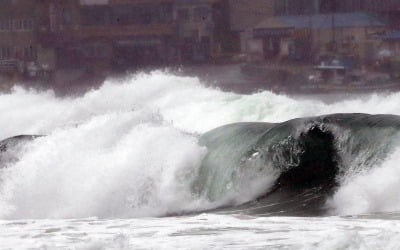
[0,0,43,78]
[40,0,177,75]
[239,0,396,64]
[0,0,229,80]
[0,0,399,86]
[0,0,181,85]
[250,13,385,64]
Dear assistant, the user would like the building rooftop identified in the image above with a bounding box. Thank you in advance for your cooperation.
[255,12,384,30]
[382,31,400,40]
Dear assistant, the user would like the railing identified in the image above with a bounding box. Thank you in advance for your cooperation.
[76,23,176,38]
[0,59,17,72]
[38,23,177,45]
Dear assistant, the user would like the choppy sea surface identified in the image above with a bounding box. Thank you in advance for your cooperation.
[2,213,400,250]
[1,71,400,249]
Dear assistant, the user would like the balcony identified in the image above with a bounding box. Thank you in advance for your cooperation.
[0,59,18,73]
[38,23,176,46]
[76,23,176,39]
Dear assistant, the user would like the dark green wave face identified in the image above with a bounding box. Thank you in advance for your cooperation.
[2,114,400,216]
[195,113,400,216]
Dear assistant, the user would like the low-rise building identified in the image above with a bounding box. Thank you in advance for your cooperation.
[250,12,385,65]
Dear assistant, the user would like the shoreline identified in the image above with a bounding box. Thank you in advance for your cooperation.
[1,63,399,97]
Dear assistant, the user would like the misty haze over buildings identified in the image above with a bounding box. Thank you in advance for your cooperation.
[0,0,399,93]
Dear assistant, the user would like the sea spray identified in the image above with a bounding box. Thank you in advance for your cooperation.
[0,111,208,218]
[329,145,400,215]
[1,71,400,218]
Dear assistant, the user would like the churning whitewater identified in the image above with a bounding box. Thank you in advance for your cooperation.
[1,71,400,220]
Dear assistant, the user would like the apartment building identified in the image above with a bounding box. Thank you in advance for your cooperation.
[39,0,176,74]
[0,0,43,77]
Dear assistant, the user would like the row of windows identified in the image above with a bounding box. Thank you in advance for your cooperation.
[0,19,34,32]
[275,0,399,15]
[177,7,210,22]
[81,4,173,26]
[0,46,37,60]
[0,47,11,59]
[83,44,108,58]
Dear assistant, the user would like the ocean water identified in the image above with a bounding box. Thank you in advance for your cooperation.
[1,71,400,249]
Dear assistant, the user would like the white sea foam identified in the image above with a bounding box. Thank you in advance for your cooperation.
[329,145,400,215]
[0,111,209,218]
[1,214,400,250]
[0,70,400,218]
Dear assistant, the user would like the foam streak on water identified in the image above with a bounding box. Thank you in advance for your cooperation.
[1,214,400,250]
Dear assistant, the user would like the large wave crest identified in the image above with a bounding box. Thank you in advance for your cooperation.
[1,71,400,218]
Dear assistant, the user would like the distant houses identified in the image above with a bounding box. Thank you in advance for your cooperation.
[248,12,385,64]
[0,0,399,85]
[239,0,400,66]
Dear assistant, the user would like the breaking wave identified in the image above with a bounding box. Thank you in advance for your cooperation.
[0,70,400,219]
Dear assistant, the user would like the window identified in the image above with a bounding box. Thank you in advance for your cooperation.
[13,19,34,31]
[138,4,159,25]
[0,20,11,31]
[274,0,287,15]
[131,7,141,24]
[63,9,73,25]
[111,5,132,25]
[24,46,36,60]
[0,47,11,59]
[23,19,34,30]
[160,3,173,23]
[81,6,109,26]
[178,8,190,21]
[194,7,209,22]
[84,44,107,58]
[14,19,22,30]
